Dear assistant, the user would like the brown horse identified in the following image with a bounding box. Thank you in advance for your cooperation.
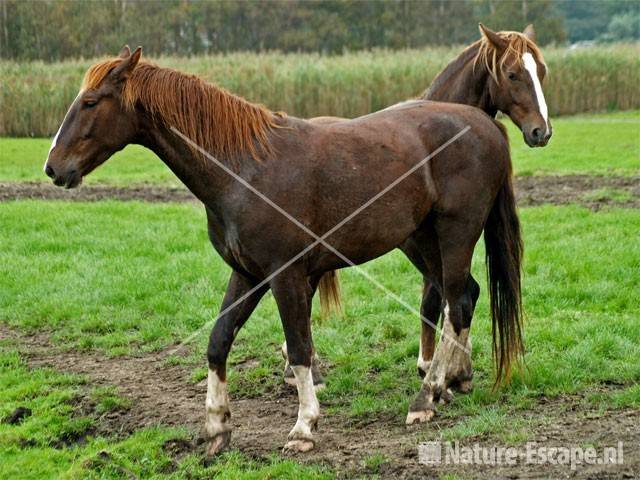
[44,46,523,454]
[286,24,550,393]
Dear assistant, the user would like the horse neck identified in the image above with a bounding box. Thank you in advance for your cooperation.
[137,118,236,206]
[423,43,497,117]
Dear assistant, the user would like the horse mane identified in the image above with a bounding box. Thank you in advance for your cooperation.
[82,59,279,163]
[474,31,546,83]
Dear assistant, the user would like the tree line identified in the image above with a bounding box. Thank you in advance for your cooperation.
[1,0,637,61]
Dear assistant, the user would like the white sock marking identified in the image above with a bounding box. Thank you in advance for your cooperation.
[522,53,549,135]
[289,365,319,439]
[205,369,230,435]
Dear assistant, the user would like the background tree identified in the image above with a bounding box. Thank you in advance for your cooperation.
[0,0,635,61]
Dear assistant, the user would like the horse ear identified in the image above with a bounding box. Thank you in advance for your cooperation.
[479,23,508,52]
[118,45,131,59]
[523,24,536,42]
[112,46,142,82]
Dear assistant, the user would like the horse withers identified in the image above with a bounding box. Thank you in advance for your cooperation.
[44,47,523,454]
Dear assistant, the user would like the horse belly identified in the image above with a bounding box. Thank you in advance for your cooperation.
[309,189,433,271]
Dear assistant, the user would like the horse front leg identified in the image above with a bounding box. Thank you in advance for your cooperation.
[272,268,319,453]
[203,271,267,456]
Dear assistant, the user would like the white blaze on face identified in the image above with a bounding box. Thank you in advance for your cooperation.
[522,53,549,135]
[45,90,83,168]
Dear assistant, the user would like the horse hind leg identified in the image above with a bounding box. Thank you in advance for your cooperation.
[282,342,324,390]
[406,219,482,424]
[399,238,442,379]
[418,282,441,378]
[272,268,320,453]
[447,276,480,394]
[282,274,325,390]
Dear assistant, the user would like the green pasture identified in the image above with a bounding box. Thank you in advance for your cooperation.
[1,200,639,478]
[0,111,638,184]
[0,348,329,479]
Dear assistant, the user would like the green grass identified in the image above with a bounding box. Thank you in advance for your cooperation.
[505,110,640,176]
[0,347,332,479]
[0,141,176,186]
[581,187,634,203]
[1,201,638,409]
[0,111,638,184]
[1,201,638,477]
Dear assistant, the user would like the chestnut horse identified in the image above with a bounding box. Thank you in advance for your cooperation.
[286,24,550,393]
[44,46,523,454]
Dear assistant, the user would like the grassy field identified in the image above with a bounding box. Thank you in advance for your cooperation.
[0,347,330,479]
[0,111,638,184]
[1,43,639,137]
[1,107,638,477]
[1,200,639,478]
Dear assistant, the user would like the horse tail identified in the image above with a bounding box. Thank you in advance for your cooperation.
[318,270,342,318]
[484,171,524,387]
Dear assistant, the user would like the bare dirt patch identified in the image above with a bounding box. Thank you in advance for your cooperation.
[2,175,639,209]
[1,326,638,479]
[0,182,195,203]
[516,175,640,209]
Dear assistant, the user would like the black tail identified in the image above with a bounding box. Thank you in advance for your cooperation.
[484,173,524,386]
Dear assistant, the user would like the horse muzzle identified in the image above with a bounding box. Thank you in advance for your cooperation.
[44,162,83,189]
[523,125,552,148]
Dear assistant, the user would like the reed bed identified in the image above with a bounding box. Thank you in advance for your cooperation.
[1,44,638,137]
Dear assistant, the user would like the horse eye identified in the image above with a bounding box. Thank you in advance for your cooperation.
[83,100,98,108]
[507,72,517,81]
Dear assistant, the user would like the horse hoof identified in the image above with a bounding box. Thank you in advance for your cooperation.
[204,431,231,456]
[283,439,315,453]
[405,409,434,425]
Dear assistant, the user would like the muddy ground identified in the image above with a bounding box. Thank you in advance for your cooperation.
[1,326,638,479]
[1,175,639,209]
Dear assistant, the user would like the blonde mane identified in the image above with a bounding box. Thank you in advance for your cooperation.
[82,59,278,163]
[474,31,546,83]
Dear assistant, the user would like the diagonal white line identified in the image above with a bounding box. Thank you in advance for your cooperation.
[168,126,470,355]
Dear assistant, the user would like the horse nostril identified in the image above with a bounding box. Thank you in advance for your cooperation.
[531,127,542,142]
[45,165,56,179]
